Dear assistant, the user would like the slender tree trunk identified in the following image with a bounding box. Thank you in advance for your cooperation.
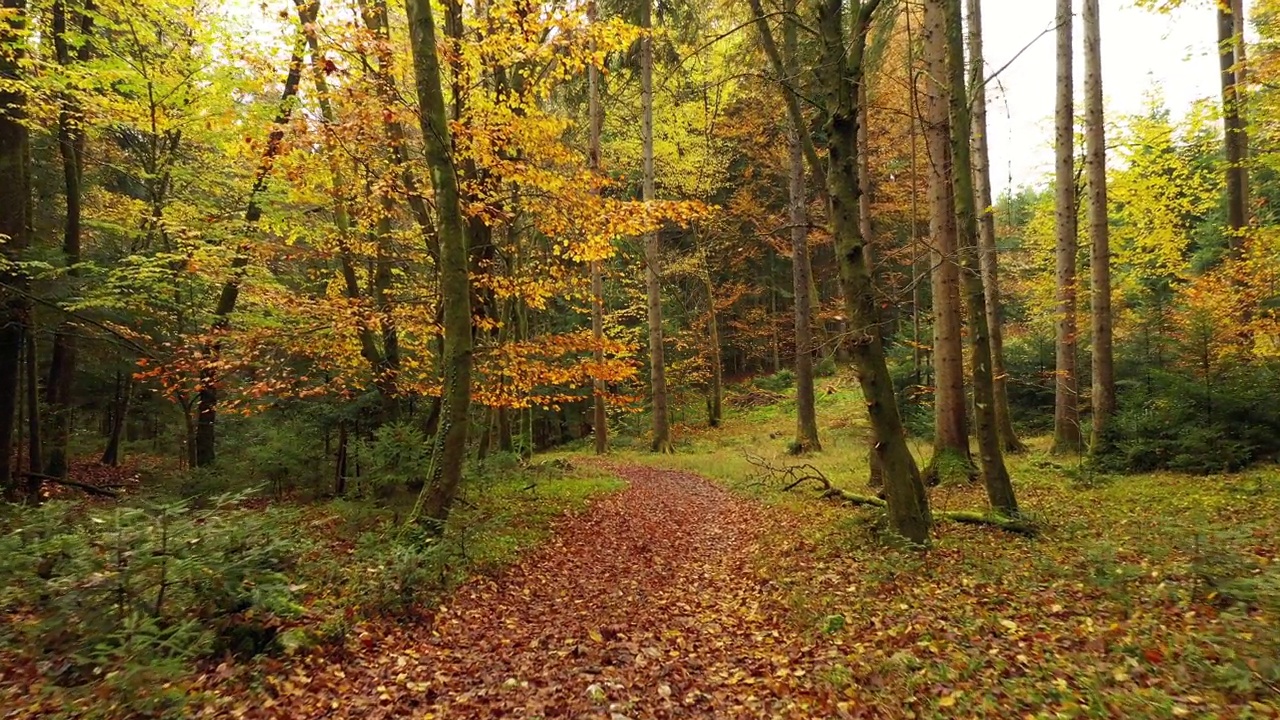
[1219,0,1249,246]
[944,0,1016,514]
[406,0,473,527]
[0,0,31,501]
[44,0,93,481]
[966,0,1023,453]
[701,264,724,428]
[907,4,923,386]
[922,0,971,481]
[784,6,820,452]
[1083,0,1114,449]
[588,0,607,455]
[817,0,930,545]
[1053,0,1082,453]
[641,0,672,453]
[196,26,307,467]
[101,371,132,466]
[24,328,42,502]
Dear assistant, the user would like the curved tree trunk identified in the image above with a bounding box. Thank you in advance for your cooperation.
[406,0,473,527]
[816,0,930,545]
[922,0,971,482]
[1053,0,1082,454]
[1083,0,1115,450]
[944,0,1017,515]
[965,0,1023,454]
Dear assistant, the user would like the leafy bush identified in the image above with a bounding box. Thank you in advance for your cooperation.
[0,494,309,701]
[753,369,796,393]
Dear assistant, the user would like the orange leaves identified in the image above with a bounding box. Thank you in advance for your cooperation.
[473,330,640,410]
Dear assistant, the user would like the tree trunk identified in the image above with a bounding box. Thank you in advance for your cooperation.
[1082,0,1114,450]
[641,0,672,453]
[24,327,43,503]
[1219,0,1248,247]
[588,0,607,455]
[703,270,724,428]
[0,0,30,502]
[406,0,474,527]
[816,0,930,545]
[784,8,820,452]
[196,27,307,467]
[1053,0,1082,454]
[44,0,93,481]
[101,371,132,466]
[944,0,1017,515]
[966,0,1023,454]
[922,0,971,481]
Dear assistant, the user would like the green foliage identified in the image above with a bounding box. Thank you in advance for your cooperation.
[1091,366,1280,474]
[752,369,795,393]
[353,422,431,498]
[0,494,308,706]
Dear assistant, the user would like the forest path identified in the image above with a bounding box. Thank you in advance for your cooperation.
[220,464,856,719]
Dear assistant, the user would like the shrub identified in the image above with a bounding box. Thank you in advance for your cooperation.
[353,422,431,498]
[753,369,796,393]
[0,494,309,703]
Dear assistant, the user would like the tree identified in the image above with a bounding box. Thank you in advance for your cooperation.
[588,0,608,455]
[641,0,673,453]
[1083,0,1115,448]
[1053,0,1082,453]
[405,0,473,526]
[922,0,971,480]
[944,0,1017,514]
[782,0,820,453]
[0,0,31,501]
[1219,0,1249,244]
[966,0,1023,454]
[815,0,931,544]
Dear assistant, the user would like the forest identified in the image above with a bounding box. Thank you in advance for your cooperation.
[0,0,1278,715]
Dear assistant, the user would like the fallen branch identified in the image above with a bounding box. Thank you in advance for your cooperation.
[745,453,1037,536]
[26,473,119,498]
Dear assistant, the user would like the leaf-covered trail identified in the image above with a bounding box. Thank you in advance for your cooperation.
[208,464,855,719]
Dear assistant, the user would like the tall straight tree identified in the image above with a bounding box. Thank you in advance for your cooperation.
[44,0,94,482]
[922,0,971,481]
[0,0,31,501]
[943,0,1017,514]
[1083,0,1114,448]
[1218,0,1249,244]
[405,0,473,525]
[641,0,672,453]
[784,0,820,453]
[1053,0,1082,453]
[814,0,930,543]
[588,0,607,455]
[966,0,1023,454]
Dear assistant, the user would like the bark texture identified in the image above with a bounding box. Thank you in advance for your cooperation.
[816,0,930,544]
[943,0,1017,515]
[641,0,672,453]
[1082,0,1114,449]
[1053,0,1082,454]
[1219,0,1249,245]
[588,0,607,455]
[922,0,971,480]
[965,0,1023,454]
[406,0,474,526]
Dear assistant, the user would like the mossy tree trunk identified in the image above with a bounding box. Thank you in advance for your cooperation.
[406,0,473,527]
[815,0,931,545]
[943,0,1017,515]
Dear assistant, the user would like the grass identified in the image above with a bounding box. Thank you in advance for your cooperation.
[589,371,1280,718]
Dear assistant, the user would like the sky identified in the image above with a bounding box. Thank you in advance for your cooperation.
[979,0,1224,195]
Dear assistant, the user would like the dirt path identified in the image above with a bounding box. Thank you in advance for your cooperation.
[212,464,856,719]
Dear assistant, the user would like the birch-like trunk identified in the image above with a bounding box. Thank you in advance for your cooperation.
[641,0,672,453]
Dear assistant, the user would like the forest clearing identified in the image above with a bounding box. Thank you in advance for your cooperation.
[1,0,1279,716]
